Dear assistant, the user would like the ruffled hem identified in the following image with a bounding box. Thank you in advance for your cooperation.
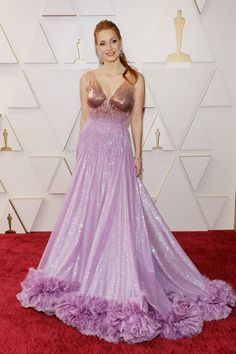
[16,267,236,344]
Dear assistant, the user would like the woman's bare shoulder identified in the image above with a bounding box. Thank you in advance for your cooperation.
[134,70,145,87]
[127,66,144,84]
[80,70,95,87]
[81,69,91,80]
[136,70,144,81]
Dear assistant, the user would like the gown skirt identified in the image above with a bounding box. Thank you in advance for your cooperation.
[16,71,236,344]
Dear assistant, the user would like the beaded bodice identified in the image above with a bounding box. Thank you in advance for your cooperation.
[85,70,135,119]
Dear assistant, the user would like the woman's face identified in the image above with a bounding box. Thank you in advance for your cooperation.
[95,29,121,63]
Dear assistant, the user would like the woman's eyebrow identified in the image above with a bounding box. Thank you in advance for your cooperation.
[99,37,117,43]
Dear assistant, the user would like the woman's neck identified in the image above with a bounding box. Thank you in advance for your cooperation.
[100,60,125,75]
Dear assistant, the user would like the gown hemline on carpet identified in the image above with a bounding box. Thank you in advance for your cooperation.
[16,265,236,344]
[16,70,236,344]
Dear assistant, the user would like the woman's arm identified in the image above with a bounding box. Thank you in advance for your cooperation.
[79,73,89,132]
[130,72,145,158]
[130,72,145,176]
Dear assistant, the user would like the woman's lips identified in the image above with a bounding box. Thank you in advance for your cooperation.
[105,52,116,57]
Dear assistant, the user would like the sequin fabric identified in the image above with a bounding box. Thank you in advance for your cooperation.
[16,70,236,344]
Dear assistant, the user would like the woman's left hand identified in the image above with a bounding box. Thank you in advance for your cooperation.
[134,159,143,177]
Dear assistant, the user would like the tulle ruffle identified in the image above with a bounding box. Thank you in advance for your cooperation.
[16,267,236,344]
[16,267,80,315]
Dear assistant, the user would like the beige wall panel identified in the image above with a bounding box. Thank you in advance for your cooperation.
[29,156,61,191]
[42,0,76,17]
[0,153,44,195]
[25,68,83,149]
[8,70,39,108]
[0,24,18,63]
[156,158,207,231]
[11,198,43,232]
[31,195,65,231]
[144,67,213,148]
[180,112,211,150]
[200,69,231,107]
[180,155,211,191]
[142,151,175,199]
[7,110,60,155]
[197,196,227,229]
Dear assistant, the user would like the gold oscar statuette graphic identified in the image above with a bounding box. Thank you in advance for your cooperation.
[0,129,12,151]
[5,213,16,234]
[74,39,86,63]
[167,10,191,62]
[152,129,163,150]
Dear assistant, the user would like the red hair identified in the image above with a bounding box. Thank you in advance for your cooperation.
[94,20,138,85]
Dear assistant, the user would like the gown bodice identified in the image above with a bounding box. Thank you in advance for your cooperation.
[85,70,135,120]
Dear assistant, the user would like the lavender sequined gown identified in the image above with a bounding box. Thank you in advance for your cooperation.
[16,70,236,344]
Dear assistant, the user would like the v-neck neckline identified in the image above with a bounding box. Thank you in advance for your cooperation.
[91,70,128,101]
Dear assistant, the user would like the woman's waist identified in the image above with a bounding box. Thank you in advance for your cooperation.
[79,116,130,145]
[89,112,129,124]
[86,115,129,132]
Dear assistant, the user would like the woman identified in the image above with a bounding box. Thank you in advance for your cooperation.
[16,20,236,344]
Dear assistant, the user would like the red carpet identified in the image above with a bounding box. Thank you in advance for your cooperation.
[1,231,235,354]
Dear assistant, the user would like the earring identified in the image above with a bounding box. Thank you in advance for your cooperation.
[119,49,123,57]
